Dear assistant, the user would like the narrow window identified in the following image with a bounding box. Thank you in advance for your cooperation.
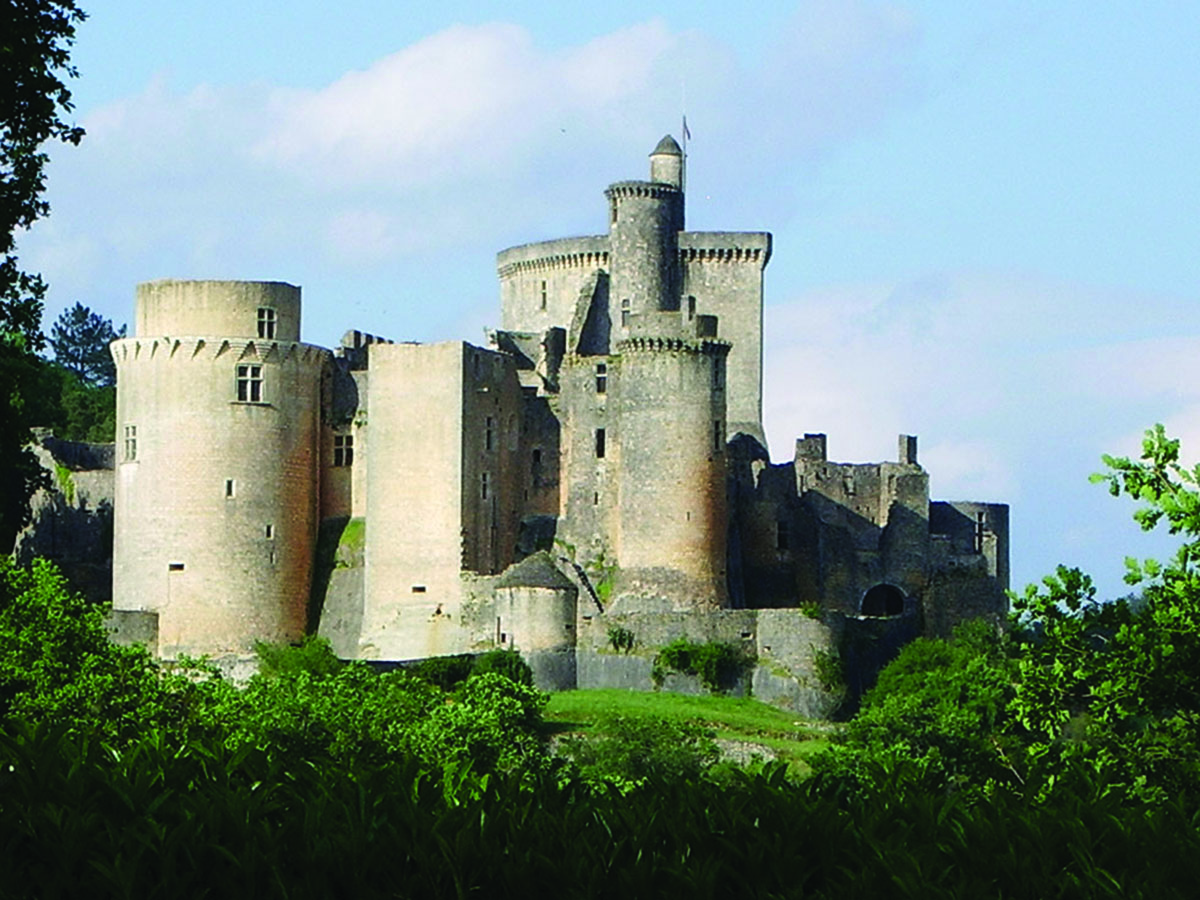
[531,448,542,485]
[621,299,630,328]
[236,364,263,402]
[168,562,185,572]
[844,475,856,497]
[540,280,547,311]
[257,307,277,339]
[974,511,986,553]
[595,362,607,394]
[610,198,618,225]
[713,419,723,453]
[265,524,274,539]
[412,585,427,593]
[777,520,790,551]
[334,434,354,466]
[485,416,494,452]
[269,549,276,566]
[124,424,137,461]
[687,296,696,321]
[712,357,724,390]
[481,471,490,500]
[225,478,235,499]
[595,428,606,459]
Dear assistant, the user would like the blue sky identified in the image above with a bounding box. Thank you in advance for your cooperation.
[20,1,1200,598]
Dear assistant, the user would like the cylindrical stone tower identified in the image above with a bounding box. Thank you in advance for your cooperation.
[606,172,684,326]
[111,280,326,657]
[614,333,729,610]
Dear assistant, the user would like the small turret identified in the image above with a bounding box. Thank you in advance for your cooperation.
[649,134,683,189]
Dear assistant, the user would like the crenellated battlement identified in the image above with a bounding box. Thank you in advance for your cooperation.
[604,181,681,201]
[616,336,730,355]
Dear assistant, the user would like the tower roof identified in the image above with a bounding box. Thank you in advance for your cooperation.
[651,134,682,157]
[494,550,576,591]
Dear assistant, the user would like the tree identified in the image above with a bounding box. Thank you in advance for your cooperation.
[48,302,124,386]
[0,0,86,548]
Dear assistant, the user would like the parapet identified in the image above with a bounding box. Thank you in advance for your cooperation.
[135,280,301,343]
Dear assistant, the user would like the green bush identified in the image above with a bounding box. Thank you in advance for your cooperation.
[412,653,475,690]
[471,648,533,686]
[254,635,344,678]
[557,713,719,786]
[652,638,748,693]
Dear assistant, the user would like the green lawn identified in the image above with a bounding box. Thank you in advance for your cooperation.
[543,689,833,775]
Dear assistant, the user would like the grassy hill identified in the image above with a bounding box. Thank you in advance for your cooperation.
[543,689,832,775]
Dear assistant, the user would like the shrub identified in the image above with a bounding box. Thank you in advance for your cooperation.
[254,635,344,678]
[472,648,533,686]
[652,638,748,693]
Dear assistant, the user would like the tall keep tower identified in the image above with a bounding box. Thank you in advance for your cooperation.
[566,136,730,611]
[111,280,327,657]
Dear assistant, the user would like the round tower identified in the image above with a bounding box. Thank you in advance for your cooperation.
[613,335,730,611]
[649,133,683,189]
[111,280,326,658]
[605,139,684,327]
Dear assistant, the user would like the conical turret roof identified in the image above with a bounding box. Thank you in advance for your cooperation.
[651,134,682,156]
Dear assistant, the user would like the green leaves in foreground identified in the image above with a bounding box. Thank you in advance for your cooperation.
[4,724,1200,899]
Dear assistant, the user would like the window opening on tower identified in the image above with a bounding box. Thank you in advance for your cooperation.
[334,434,354,467]
[595,363,607,394]
[236,364,263,403]
[257,307,277,339]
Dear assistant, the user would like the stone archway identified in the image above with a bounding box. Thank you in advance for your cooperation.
[861,583,905,618]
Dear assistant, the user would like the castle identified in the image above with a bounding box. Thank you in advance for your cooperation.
[63,136,1007,710]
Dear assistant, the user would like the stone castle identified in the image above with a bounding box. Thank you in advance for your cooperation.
[27,136,1009,711]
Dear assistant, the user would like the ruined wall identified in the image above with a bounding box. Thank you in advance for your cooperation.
[13,437,114,606]
[111,281,324,658]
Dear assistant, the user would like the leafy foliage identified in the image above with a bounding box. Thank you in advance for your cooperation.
[48,301,124,386]
[606,624,635,652]
[557,713,719,786]
[0,0,86,544]
[652,637,748,693]
[821,425,1200,804]
[254,634,344,678]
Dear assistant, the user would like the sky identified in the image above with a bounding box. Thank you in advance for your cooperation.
[19,0,1200,599]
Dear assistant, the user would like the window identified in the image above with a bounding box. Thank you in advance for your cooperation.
[595,362,607,394]
[540,280,547,310]
[412,585,427,593]
[485,416,494,452]
[687,296,696,321]
[481,471,490,500]
[168,562,185,572]
[712,357,724,391]
[123,424,137,461]
[236,364,263,402]
[334,434,354,466]
[595,428,606,459]
[225,478,236,499]
[974,511,986,553]
[531,448,542,485]
[265,524,274,539]
[776,520,790,551]
[621,299,630,328]
[257,307,277,339]
[713,419,723,453]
